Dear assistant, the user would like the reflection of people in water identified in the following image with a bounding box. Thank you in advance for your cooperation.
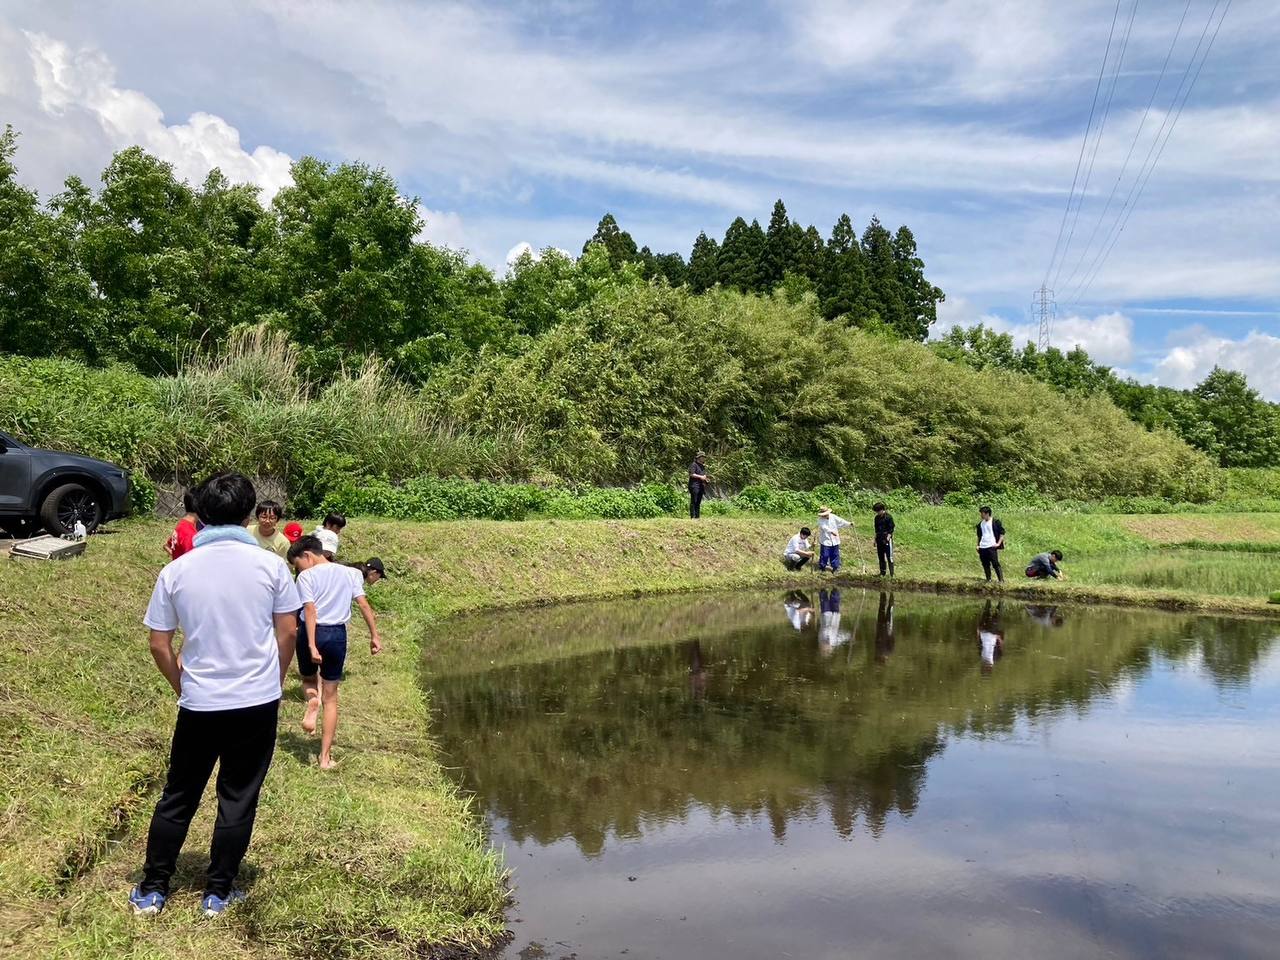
[977,600,1004,673]
[1025,604,1065,628]
[818,588,852,654]
[875,592,895,662]
[686,639,707,700]
[783,590,815,632]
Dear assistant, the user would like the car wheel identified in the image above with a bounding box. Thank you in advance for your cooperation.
[40,483,104,536]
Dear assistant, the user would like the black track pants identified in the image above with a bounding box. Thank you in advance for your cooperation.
[978,547,1004,582]
[139,700,278,899]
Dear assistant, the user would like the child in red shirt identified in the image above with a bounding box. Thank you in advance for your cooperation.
[164,491,200,561]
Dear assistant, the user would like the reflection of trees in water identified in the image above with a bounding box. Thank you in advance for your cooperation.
[1185,618,1279,688]
[429,597,1277,855]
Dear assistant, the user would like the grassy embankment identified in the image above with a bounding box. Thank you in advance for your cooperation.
[3,508,1280,959]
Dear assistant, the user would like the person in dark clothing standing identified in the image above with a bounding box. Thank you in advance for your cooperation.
[688,451,709,519]
[975,506,1006,583]
[873,502,895,577]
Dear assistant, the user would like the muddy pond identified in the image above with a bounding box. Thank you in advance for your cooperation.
[425,590,1280,959]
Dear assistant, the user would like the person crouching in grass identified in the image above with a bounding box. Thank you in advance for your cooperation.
[287,535,383,770]
[247,500,290,560]
[131,472,301,918]
[1026,550,1066,580]
[782,527,815,571]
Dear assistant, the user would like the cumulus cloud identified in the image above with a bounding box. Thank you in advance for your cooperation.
[24,30,293,200]
[415,205,469,253]
[504,241,573,267]
[1153,330,1280,398]
[978,311,1136,367]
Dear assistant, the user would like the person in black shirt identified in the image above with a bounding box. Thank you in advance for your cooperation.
[872,502,895,576]
[687,452,709,519]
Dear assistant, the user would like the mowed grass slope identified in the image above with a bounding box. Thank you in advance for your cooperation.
[2,509,1280,959]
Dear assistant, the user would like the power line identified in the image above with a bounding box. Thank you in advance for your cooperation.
[1063,0,1232,309]
[1056,0,1194,297]
[1064,0,1224,306]
[1042,0,1125,288]
[1050,0,1141,292]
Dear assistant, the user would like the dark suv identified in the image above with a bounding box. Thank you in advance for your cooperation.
[0,431,132,536]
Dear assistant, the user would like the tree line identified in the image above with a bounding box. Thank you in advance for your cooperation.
[0,126,1272,474]
[0,127,943,380]
[933,325,1280,469]
[584,200,945,341]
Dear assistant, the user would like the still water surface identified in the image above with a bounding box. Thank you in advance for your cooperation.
[426,590,1280,959]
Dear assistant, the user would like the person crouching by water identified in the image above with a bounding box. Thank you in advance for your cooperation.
[1026,550,1066,580]
[873,502,895,577]
[783,527,815,571]
[688,451,710,519]
[975,506,1005,583]
[817,506,851,573]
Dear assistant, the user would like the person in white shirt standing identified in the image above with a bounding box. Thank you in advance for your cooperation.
[975,505,1006,583]
[782,526,815,571]
[312,512,346,559]
[130,473,301,919]
[288,535,383,770]
[816,506,851,573]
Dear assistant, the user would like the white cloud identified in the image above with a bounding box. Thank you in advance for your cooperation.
[505,241,536,266]
[980,310,1136,367]
[2,0,1278,318]
[781,0,1062,101]
[521,154,762,211]
[415,204,469,252]
[23,30,293,200]
[504,241,572,268]
[1152,329,1280,398]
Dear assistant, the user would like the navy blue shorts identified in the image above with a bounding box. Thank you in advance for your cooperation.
[296,622,348,682]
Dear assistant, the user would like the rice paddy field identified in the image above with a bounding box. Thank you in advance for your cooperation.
[2,507,1279,959]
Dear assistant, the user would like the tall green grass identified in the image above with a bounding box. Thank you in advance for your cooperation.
[0,328,534,513]
[1076,549,1280,598]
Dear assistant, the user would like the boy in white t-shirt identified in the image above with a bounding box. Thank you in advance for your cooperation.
[130,472,300,919]
[782,526,815,571]
[287,535,382,769]
[311,512,346,559]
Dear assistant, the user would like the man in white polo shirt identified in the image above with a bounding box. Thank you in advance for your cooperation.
[128,473,300,919]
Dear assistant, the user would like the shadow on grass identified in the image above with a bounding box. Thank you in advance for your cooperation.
[124,851,262,895]
[276,729,318,767]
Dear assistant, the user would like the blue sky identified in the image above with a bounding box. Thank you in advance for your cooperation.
[1,1,1277,393]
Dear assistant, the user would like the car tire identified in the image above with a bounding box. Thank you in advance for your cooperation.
[40,482,104,536]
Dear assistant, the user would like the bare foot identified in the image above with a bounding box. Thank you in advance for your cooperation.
[319,756,339,770]
[301,698,320,734]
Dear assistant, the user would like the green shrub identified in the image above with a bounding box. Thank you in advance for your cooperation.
[0,330,534,516]
[129,474,158,515]
[441,285,1222,501]
[321,477,677,522]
